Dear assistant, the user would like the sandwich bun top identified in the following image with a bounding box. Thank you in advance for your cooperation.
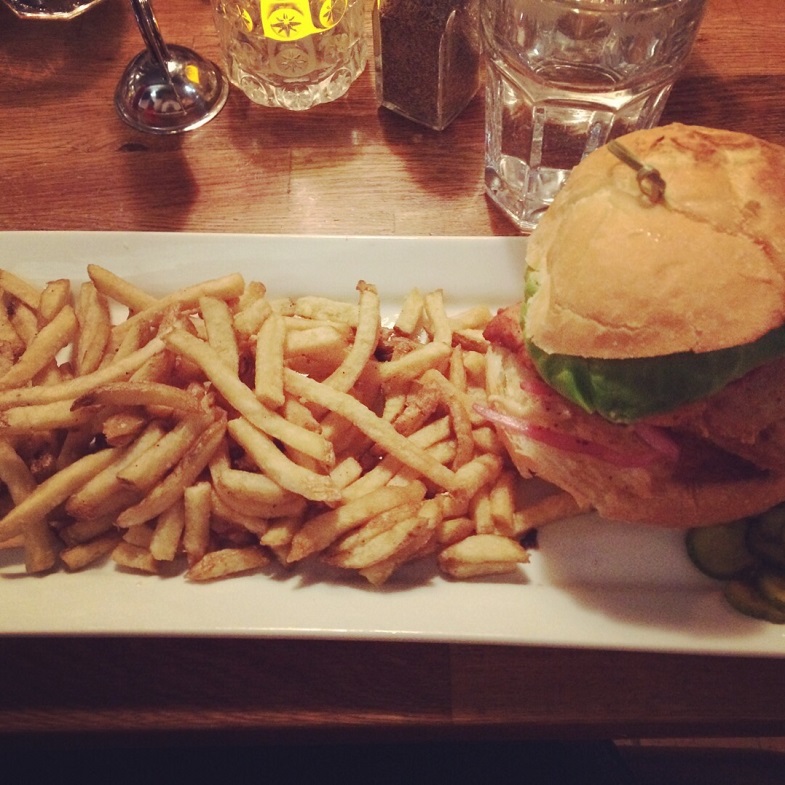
[525,123,785,360]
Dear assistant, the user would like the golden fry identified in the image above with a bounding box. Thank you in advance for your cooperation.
[0,439,38,504]
[489,470,518,537]
[112,541,158,574]
[116,416,226,528]
[237,280,267,310]
[472,425,505,456]
[65,423,164,519]
[164,328,334,464]
[9,301,38,346]
[116,414,212,491]
[447,454,504,516]
[420,368,474,469]
[448,305,493,331]
[38,279,72,324]
[288,481,427,562]
[73,281,112,376]
[187,546,269,581]
[321,281,380,393]
[470,487,495,535]
[358,517,437,586]
[233,296,272,338]
[60,531,120,571]
[0,305,25,358]
[209,439,305,515]
[150,498,186,561]
[0,337,165,410]
[55,426,98,473]
[254,310,285,409]
[60,516,116,546]
[325,512,434,571]
[390,385,441,436]
[282,315,352,334]
[227,417,341,504]
[436,516,476,547]
[512,490,589,535]
[24,515,60,574]
[0,400,95,434]
[452,329,490,354]
[0,268,42,310]
[423,289,452,345]
[87,264,158,312]
[284,326,349,377]
[210,489,268,536]
[324,500,423,563]
[111,272,245,342]
[288,295,359,327]
[448,345,467,393]
[0,305,77,391]
[329,456,364,490]
[200,295,240,375]
[394,288,424,336]
[102,409,157,448]
[376,342,451,384]
[72,381,203,414]
[0,447,122,543]
[122,524,154,548]
[438,534,529,579]
[282,396,321,433]
[341,416,451,501]
[182,481,212,566]
[284,369,459,492]
[259,515,304,564]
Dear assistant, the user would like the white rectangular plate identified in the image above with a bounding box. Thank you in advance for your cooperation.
[1,232,783,657]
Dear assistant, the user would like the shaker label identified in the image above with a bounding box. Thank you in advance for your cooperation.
[259,0,348,42]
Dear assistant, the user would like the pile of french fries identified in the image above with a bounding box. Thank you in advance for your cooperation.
[0,265,579,584]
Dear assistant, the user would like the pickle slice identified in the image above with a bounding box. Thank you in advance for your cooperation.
[757,570,785,613]
[746,509,785,570]
[723,575,785,624]
[685,521,755,579]
[685,504,785,624]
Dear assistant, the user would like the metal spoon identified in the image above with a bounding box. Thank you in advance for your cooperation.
[114,0,229,134]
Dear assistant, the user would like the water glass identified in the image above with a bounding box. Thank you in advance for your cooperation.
[1,0,104,17]
[211,0,367,110]
[482,0,707,232]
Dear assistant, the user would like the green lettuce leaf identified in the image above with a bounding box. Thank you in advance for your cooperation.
[527,325,785,422]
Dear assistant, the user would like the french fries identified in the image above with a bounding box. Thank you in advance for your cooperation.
[438,534,530,579]
[0,264,582,586]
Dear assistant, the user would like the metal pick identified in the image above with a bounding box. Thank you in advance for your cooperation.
[607,139,667,204]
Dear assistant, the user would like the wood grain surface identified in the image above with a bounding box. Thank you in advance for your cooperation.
[1,0,784,236]
[1,0,784,743]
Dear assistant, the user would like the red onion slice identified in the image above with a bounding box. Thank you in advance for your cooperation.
[474,403,671,469]
[632,422,681,463]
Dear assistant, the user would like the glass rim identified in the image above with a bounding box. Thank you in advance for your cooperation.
[513,0,706,7]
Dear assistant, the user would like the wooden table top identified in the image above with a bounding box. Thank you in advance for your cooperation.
[1,0,784,742]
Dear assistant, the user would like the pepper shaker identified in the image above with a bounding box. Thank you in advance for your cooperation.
[373,0,481,131]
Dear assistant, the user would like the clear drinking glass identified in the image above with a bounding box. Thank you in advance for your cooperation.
[1,0,105,18]
[482,0,707,232]
[211,0,367,110]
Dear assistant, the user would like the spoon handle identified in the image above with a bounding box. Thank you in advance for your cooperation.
[129,0,171,74]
